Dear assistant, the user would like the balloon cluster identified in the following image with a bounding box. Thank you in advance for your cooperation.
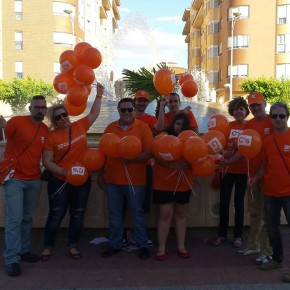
[53,42,102,116]
[179,73,198,98]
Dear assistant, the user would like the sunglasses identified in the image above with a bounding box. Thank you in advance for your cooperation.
[119,108,134,113]
[169,100,179,104]
[270,114,287,120]
[54,112,68,121]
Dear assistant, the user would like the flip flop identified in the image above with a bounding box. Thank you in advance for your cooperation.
[68,248,81,260]
[209,237,227,246]
[41,249,52,261]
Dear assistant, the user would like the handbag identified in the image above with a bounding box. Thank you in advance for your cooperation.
[41,127,72,181]
[0,125,40,186]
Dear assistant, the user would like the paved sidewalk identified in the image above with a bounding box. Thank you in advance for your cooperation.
[0,227,290,289]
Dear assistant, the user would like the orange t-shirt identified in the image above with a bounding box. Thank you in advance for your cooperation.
[4,115,48,180]
[224,121,248,174]
[104,119,153,185]
[164,110,198,129]
[44,117,89,180]
[246,116,273,176]
[136,113,157,132]
[262,130,290,197]
[153,161,194,192]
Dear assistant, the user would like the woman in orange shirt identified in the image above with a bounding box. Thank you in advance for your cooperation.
[40,83,104,261]
[153,113,194,261]
[210,97,249,248]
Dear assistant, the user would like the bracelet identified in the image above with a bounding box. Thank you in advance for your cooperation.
[96,94,103,98]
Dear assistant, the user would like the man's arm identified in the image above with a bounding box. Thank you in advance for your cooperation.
[153,96,167,132]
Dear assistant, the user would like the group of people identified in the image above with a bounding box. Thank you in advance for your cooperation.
[0,87,289,283]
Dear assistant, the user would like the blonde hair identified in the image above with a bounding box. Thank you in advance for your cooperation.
[47,102,68,130]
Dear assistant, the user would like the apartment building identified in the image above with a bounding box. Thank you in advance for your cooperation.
[0,0,120,91]
[182,0,290,103]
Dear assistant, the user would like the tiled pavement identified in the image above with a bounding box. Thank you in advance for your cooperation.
[0,226,290,290]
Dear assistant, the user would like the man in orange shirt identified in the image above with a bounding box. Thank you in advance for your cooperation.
[101,98,153,260]
[164,92,199,134]
[0,95,49,277]
[249,102,290,281]
[236,92,273,265]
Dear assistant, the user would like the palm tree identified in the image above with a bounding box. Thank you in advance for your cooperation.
[122,62,174,117]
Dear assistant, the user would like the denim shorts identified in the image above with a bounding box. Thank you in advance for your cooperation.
[153,189,191,205]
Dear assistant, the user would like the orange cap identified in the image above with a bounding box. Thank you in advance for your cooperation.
[247,92,265,105]
[134,90,149,100]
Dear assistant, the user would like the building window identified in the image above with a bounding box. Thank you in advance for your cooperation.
[209,0,219,9]
[277,5,290,24]
[228,6,249,20]
[15,31,23,50]
[53,32,73,46]
[209,71,219,83]
[208,21,219,34]
[227,64,248,77]
[53,62,61,76]
[192,47,200,57]
[228,35,249,49]
[277,34,290,53]
[15,61,23,79]
[14,0,22,20]
[53,2,75,16]
[276,64,290,79]
[208,45,219,58]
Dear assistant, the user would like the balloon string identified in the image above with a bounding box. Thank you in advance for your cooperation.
[122,162,135,195]
[181,170,196,196]
[172,170,183,196]
[52,181,67,199]
[247,159,254,201]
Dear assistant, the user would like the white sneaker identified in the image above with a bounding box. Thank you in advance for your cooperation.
[255,255,272,265]
[237,247,260,256]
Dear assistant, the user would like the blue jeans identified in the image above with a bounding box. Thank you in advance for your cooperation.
[264,195,290,263]
[219,173,247,238]
[106,184,148,249]
[2,178,42,265]
[44,176,91,249]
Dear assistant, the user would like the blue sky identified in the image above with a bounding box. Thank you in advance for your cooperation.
[112,0,191,79]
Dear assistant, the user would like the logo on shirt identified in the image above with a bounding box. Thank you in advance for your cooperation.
[264,128,271,135]
[41,136,45,143]
[284,145,290,152]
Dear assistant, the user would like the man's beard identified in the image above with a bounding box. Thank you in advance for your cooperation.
[34,114,44,122]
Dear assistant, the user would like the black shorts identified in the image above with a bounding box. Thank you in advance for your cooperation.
[153,190,191,205]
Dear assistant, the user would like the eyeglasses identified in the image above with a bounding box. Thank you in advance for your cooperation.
[169,100,179,104]
[270,114,287,120]
[54,112,68,121]
[33,106,47,110]
[119,108,134,113]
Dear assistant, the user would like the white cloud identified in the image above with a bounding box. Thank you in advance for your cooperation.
[156,16,182,23]
[118,7,130,13]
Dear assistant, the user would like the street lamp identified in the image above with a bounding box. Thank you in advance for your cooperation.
[229,11,241,101]
[64,9,75,47]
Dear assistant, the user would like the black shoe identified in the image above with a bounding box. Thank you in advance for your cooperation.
[20,252,40,263]
[6,263,21,277]
[138,247,150,260]
[101,246,122,258]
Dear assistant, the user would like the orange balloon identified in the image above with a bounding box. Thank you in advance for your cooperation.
[181,80,198,98]
[153,69,175,95]
[155,135,182,162]
[202,130,226,154]
[74,42,92,56]
[64,97,87,116]
[80,47,102,69]
[66,85,89,107]
[178,130,198,144]
[237,129,262,159]
[179,73,194,85]
[183,137,209,164]
[119,136,142,160]
[207,114,230,138]
[99,133,120,158]
[66,163,89,186]
[73,65,95,86]
[151,133,168,157]
[59,50,80,73]
[193,156,215,177]
[82,148,105,171]
[53,72,76,94]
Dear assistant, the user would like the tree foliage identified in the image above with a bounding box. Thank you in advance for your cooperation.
[0,77,58,114]
[240,77,290,105]
[122,62,174,101]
